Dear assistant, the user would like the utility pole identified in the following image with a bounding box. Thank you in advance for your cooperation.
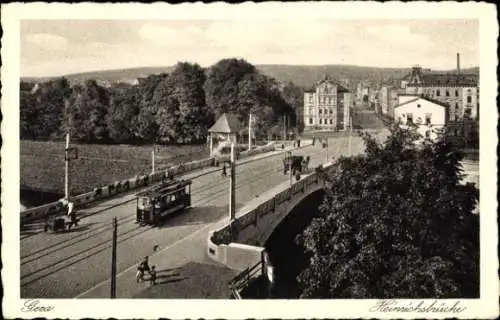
[64,133,70,201]
[229,143,236,221]
[282,115,286,141]
[348,115,353,157]
[110,217,118,299]
[248,113,252,151]
[326,137,329,164]
[151,145,155,174]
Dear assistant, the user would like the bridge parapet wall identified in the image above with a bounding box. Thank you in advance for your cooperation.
[207,163,333,267]
[20,144,276,224]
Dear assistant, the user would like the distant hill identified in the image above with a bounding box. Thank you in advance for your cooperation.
[22,65,479,89]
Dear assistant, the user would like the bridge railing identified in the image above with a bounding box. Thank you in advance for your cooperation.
[20,144,277,224]
[228,260,263,299]
[209,163,328,247]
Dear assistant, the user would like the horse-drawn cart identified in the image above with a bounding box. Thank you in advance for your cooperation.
[44,214,80,233]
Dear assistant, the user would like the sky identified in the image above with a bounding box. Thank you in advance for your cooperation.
[20,19,479,77]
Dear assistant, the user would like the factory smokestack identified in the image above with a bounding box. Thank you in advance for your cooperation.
[457,53,461,74]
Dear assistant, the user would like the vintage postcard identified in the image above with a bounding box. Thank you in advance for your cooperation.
[1,2,498,319]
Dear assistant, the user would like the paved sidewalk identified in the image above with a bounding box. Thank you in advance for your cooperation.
[76,216,231,298]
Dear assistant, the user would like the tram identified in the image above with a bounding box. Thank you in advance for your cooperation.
[136,179,192,226]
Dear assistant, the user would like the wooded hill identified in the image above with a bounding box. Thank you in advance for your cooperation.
[23,65,480,89]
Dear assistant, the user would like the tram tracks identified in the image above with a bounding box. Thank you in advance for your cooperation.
[20,154,283,261]
[21,150,321,288]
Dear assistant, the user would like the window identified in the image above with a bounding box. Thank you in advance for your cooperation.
[464,108,472,119]
[425,113,432,125]
[445,90,449,97]
[329,109,333,114]
[406,113,414,124]
[436,90,440,97]
[309,95,313,103]
[319,119,322,124]
[455,102,459,110]
[319,109,322,114]
[330,119,333,125]
[455,90,459,96]
[309,118,313,125]
[417,104,421,108]
[467,96,472,103]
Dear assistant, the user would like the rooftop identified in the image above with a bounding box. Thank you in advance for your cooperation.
[208,113,242,134]
[405,67,478,87]
[304,75,350,93]
[395,95,449,109]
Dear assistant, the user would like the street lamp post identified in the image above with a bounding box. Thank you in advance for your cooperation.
[248,113,252,151]
[229,142,236,221]
[110,217,118,298]
[64,133,70,201]
[348,115,353,157]
[151,146,155,174]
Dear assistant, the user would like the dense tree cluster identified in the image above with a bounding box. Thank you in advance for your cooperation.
[297,124,479,298]
[20,59,299,144]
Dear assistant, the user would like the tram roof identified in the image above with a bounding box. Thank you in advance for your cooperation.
[137,179,191,197]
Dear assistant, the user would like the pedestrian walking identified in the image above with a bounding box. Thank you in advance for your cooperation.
[221,162,227,177]
[149,265,157,285]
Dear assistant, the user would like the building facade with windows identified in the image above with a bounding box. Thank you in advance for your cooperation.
[303,77,351,132]
[403,57,478,121]
[394,96,448,140]
[378,86,403,118]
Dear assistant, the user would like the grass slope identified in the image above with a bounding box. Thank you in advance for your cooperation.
[21,140,209,195]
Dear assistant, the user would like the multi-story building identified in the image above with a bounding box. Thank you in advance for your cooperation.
[303,76,352,132]
[378,85,404,118]
[403,54,479,121]
[394,95,448,141]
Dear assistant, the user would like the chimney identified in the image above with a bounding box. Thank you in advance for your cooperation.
[457,53,461,74]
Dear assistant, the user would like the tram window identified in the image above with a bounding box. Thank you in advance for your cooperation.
[171,194,177,202]
[138,197,151,209]
[185,185,190,194]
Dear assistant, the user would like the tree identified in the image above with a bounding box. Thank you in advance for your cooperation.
[21,78,72,140]
[167,62,210,143]
[106,83,139,143]
[65,80,110,142]
[297,124,479,298]
[204,58,257,118]
[133,73,168,142]
[280,82,304,132]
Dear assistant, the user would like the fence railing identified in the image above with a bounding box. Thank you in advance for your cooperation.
[228,260,263,299]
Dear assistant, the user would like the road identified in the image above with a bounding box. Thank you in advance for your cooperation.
[21,113,389,299]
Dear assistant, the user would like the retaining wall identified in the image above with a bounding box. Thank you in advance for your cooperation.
[20,144,276,224]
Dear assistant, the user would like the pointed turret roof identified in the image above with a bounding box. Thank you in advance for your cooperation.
[208,113,242,133]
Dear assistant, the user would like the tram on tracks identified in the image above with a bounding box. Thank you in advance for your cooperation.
[136,179,192,226]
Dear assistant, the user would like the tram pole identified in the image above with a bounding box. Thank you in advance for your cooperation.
[248,113,252,151]
[151,144,155,174]
[348,115,353,157]
[64,133,70,201]
[110,217,117,298]
[229,142,236,221]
